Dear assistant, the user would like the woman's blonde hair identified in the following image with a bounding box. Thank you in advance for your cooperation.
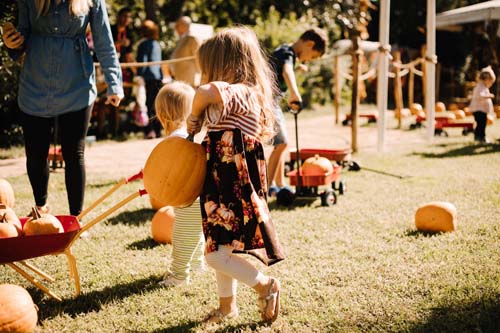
[35,0,93,17]
[196,26,278,142]
[155,81,195,135]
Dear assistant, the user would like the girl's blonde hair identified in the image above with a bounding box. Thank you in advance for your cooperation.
[35,0,93,17]
[197,26,278,142]
[155,81,195,135]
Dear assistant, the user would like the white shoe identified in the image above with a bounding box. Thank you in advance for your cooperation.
[158,274,188,287]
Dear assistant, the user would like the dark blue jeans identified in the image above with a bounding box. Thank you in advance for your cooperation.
[21,105,92,215]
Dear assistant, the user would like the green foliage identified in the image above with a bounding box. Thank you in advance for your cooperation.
[0,0,23,148]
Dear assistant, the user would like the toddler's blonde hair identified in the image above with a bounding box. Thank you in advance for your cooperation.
[196,26,278,142]
[155,81,195,135]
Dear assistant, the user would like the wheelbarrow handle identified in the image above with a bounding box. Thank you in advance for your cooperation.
[77,170,143,221]
[71,189,148,246]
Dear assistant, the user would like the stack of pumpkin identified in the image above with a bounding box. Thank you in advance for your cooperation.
[0,178,64,240]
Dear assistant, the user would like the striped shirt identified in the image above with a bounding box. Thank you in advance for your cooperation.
[205,82,263,139]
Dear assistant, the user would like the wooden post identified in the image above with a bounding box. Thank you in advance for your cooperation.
[334,55,340,125]
[393,50,404,129]
[351,36,362,153]
[409,66,415,107]
[421,44,427,110]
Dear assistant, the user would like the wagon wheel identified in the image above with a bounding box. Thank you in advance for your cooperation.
[320,189,337,206]
[338,180,346,195]
[276,187,295,206]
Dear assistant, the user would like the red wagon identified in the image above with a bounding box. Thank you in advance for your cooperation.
[0,171,146,301]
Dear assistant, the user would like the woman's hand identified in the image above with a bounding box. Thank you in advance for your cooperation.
[187,114,202,135]
[1,22,24,50]
[105,94,122,107]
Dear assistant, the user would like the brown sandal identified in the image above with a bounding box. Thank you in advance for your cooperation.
[203,308,239,324]
[257,277,280,323]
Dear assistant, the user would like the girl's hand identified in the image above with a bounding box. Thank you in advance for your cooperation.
[1,22,24,50]
[105,94,122,107]
[187,114,202,135]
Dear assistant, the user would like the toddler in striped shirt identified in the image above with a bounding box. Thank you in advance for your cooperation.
[154,81,206,286]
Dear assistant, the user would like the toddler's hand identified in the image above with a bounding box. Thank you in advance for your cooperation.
[187,114,202,134]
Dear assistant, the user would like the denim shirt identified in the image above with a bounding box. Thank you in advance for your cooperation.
[12,0,123,117]
[136,39,163,82]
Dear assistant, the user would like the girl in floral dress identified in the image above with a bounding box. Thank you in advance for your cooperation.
[186,26,285,324]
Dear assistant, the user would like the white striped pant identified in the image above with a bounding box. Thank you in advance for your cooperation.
[170,199,205,280]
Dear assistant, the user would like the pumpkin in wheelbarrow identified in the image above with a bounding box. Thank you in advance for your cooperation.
[23,207,64,236]
[0,284,38,333]
[0,204,22,236]
[0,178,15,208]
[143,136,206,207]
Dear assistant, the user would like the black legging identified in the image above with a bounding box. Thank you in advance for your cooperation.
[21,105,92,216]
[473,111,487,141]
[143,79,163,137]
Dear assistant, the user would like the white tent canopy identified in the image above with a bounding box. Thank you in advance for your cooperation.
[436,0,500,29]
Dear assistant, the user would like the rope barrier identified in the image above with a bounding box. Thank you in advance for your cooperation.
[94,55,196,68]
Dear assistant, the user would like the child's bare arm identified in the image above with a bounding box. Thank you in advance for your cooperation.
[187,83,222,134]
[282,63,302,109]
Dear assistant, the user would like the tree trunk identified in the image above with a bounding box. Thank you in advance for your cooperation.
[144,0,158,22]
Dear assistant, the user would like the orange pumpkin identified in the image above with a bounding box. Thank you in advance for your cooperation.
[0,219,18,238]
[0,178,15,208]
[415,201,457,233]
[151,206,175,244]
[0,284,38,333]
[410,103,423,115]
[23,207,64,236]
[149,196,164,211]
[0,204,22,235]
[435,101,446,113]
[487,113,495,126]
[143,136,206,207]
[301,155,333,175]
[447,103,458,111]
[452,110,466,120]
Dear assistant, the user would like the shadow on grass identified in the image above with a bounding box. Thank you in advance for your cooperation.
[413,142,500,158]
[127,236,161,250]
[268,196,320,211]
[151,320,269,333]
[34,275,162,320]
[407,294,500,333]
[403,229,445,238]
[86,180,118,189]
[107,208,154,226]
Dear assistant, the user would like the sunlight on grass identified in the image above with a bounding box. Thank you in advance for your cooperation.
[1,116,499,332]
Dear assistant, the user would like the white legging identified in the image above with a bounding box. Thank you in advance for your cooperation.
[205,245,266,298]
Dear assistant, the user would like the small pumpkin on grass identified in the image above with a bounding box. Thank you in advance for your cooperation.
[23,207,64,236]
[151,206,175,244]
[0,284,38,333]
[0,178,15,208]
[415,201,457,233]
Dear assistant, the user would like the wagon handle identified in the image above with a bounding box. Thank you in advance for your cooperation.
[77,170,144,221]
[70,189,148,247]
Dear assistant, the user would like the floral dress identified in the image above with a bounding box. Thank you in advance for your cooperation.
[201,82,285,266]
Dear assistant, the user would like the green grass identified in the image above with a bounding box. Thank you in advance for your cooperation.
[1,120,500,332]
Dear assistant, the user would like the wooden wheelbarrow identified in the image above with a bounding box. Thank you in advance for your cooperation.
[0,171,146,301]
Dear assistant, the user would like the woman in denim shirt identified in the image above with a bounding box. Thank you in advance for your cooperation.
[2,0,123,216]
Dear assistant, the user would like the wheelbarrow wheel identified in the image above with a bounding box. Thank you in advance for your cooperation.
[276,187,295,206]
[320,189,337,206]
